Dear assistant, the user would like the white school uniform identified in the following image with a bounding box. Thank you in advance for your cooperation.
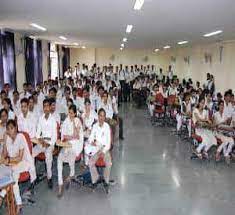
[87,122,112,183]
[98,101,114,119]
[5,133,36,205]
[86,122,111,156]
[192,108,217,153]
[214,111,234,157]
[32,114,57,179]
[17,112,36,139]
[57,117,84,185]
[224,102,233,119]
[8,110,15,120]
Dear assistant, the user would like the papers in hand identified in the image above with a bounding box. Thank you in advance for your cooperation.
[56,140,72,148]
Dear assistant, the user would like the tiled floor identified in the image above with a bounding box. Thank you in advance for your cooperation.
[2,103,235,215]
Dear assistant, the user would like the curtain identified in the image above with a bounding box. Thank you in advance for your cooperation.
[36,40,43,84]
[47,42,51,78]
[62,46,70,74]
[57,45,61,78]
[25,37,43,87]
[0,31,16,90]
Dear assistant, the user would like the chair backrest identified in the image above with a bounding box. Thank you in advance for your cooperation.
[155,93,165,105]
[20,132,33,154]
[167,95,176,106]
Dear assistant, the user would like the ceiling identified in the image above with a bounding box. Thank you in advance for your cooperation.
[0,0,235,49]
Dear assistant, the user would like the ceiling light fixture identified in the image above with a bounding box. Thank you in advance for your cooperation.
[123,38,127,42]
[164,45,171,49]
[121,43,125,47]
[120,47,123,51]
[73,42,79,46]
[154,48,159,52]
[59,36,67,40]
[177,40,188,45]
[30,23,46,31]
[134,0,145,10]
[126,25,133,33]
[82,46,86,49]
[203,30,223,37]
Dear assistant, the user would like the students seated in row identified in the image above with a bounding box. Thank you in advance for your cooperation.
[32,99,57,189]
[0,120,36,213]
[57,105,84,198]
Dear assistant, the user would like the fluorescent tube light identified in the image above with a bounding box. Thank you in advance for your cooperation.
[177,41,188,45]
[126,25,133,33]
[164,45,171,49]
[134,0,145,10]
[123,38,127,42]
[59,36,67,40]
[203,30,222,37]
[30,23,46,31]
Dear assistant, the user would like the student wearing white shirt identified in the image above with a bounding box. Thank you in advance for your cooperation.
[98,91,114,120]
[223,91,233,121]
[192,97,217,159]
[168,65,173,80]
[1,120,36,213]
[50,98,61,124]
[28,96,40,122]
[82,99,97,138]
[20,83,31,99]
[176,93,192,136]
[32,99,57,189]
[82,99,98,165]
[11,90,20,116]
[72,87,80,110]
[59,86,71,114]
[214,100,234,163]
[57,105,84,198]
[2,98,15,120]
[88,108,112,192]
[17,98,36,139]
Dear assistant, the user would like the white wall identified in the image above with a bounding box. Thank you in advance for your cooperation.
[162,40,235,92]
[70,47,169,70]
[70,48,96,68]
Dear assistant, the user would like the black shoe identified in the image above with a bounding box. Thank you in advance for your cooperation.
[48,179,53,190]
[119,136,124,140]
[91,183,98,191]
[28,181,36,195]
[103,182,110,194]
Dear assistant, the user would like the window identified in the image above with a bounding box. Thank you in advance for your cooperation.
[50,43,59,80]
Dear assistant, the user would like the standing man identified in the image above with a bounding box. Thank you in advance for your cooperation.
[168,65,173,81]
[119,64,125,103]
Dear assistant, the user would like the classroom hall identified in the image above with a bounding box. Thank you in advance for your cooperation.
[0,0,235,215]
